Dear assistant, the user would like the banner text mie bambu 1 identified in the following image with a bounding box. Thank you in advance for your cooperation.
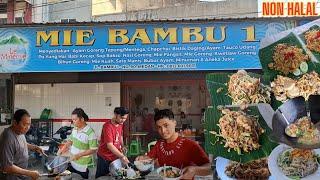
[36,26,259,47]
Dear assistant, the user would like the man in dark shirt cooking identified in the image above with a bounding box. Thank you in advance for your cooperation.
[0,109,46,180]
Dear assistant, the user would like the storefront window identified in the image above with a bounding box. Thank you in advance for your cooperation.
[0,76,12,125]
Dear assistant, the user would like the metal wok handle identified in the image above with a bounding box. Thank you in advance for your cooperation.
[40,173,59,177]
[51,159,70,169]
[278,109,290,125]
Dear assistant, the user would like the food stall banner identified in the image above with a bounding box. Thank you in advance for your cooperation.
[0,20,296,73]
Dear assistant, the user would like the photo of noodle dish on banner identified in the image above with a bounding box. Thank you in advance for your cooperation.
[257,18,320,179]
[206,18,320,180]
[205,70,278,179]
[259,18,320,89]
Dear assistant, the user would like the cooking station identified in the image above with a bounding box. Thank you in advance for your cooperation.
[26,153,213,179]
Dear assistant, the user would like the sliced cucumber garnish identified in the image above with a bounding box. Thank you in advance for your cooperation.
[299,62,308,73]
[293,68,301,76]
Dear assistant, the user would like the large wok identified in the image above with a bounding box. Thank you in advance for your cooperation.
[0,156,70,178]
[270,95,320,149]
[42,155,70,177]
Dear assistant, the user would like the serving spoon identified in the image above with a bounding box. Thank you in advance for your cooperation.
[279,109,299,138]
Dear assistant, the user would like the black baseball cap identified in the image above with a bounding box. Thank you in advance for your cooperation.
[114,107,129,116]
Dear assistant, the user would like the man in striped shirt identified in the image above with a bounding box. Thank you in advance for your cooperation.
[58,108,98,179]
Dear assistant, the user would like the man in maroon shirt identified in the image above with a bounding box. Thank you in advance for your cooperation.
[95,107,130,178]
[136,109,211,179]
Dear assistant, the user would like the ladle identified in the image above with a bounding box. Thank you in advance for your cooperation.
[278,109,298,138]
[45,156,58,173]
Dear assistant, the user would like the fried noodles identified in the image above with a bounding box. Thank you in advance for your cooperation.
[271,71,320,101]
[278,149,318,178]
[210,109,265,154]
[305,29,320,53]
[269,44,309,75]
[227,70,271,105]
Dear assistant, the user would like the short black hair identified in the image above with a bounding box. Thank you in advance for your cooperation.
[114,107,129,116]
[154,109,174,122]
[72,108,89,121]
[14,109,30,124]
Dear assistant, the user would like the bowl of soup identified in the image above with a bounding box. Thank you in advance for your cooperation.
[156,166,181,180]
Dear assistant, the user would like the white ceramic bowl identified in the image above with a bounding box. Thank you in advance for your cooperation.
[268,144,320,180]
[156,166,181,180]
[134,160,154,172]
[109,159,125,177]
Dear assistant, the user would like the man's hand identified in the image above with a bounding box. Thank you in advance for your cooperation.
[120,156,130,165]
[33,146,47,157]
[28,170,40,180]
[122,147,128,155]
[181,166,196,180]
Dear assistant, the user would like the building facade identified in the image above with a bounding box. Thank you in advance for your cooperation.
[92,0,258,21]
[30,0,258,23]
[0,0,32,24]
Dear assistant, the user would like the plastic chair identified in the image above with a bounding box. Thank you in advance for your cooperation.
[128,140,141,156]
[147,141,157,152]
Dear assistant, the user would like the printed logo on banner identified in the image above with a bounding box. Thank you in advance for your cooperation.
[0,33,29,72]
[0,19,315,73]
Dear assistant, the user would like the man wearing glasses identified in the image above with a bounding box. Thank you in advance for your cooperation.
[95,107,130,178]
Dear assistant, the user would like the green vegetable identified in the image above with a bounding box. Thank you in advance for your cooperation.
[299,62,308,73]
[288,176,301,180]
[293,68,301,76]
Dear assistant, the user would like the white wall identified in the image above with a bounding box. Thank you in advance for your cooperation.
[48,0,92,22]
[32,0,49,23]
[94,0,258,21]
[14,82,120,139]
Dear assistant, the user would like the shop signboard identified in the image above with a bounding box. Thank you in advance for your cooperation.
[0,20,299,72]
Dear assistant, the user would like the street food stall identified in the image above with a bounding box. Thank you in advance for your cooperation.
[0,16,319,179]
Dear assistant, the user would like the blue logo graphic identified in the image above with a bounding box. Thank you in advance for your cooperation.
[0,34,28,72]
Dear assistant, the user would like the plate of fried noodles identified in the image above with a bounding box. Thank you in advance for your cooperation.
[216,157,275,180]
[268,144,320,180]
